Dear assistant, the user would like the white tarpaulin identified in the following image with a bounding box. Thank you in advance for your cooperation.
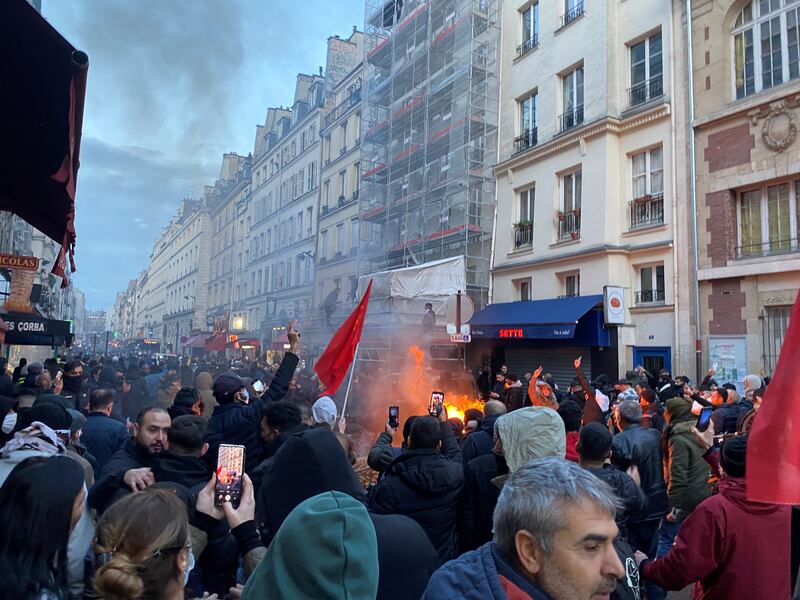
[359,256,466,300]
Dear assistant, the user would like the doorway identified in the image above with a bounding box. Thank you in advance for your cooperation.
[632,346,671,376]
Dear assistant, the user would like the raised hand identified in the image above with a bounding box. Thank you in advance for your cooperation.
[573,356,582,370]
[533,366,543,380]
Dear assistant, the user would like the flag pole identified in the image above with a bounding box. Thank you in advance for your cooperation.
[339,342,360,422]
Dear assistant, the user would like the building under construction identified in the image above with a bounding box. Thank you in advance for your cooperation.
[354,0,500,370]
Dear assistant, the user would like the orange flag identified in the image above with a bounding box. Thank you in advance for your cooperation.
[746,291,800,504]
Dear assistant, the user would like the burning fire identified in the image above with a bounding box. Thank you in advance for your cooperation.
[444,395,485,424]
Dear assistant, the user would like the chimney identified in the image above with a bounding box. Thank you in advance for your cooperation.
[353,25,357,34]
[319,66,323,76]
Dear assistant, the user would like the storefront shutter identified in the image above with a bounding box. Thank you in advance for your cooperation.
[504,346,592,392]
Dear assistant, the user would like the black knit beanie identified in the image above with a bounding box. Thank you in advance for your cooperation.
[720,434,748,478]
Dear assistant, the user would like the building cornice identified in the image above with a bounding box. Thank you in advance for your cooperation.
[495,103,671,176]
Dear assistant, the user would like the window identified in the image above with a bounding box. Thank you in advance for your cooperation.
[520,280,531,301]
[638,264,665,303]
[560,66,584,131]
[339,170,347,199]
[320,229,328,259]
[350,218,359,251]
[559,170,581,240]
[308,162,316,189]
[629,32,663,106]
[323,179,331,207]
[733,1,800,98]
[519,3,539,56]
[515,187,534,248]
[352,162,361,197]
[561,0,584,27]
[738,181,800,257]
[631,146,664,198]
[516,93,538,152]
[565,273,580,297]
[762,305,791,372]
[336,223,345,254]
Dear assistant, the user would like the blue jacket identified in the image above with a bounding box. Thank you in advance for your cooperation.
[81,412,130,474]
[208,352,298,473]
[461,413,502,468]
[422,542,553,600]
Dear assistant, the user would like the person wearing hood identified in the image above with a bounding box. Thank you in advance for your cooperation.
[461,400,506,468]
[150,415,211,491]
[527,367,559,410]
[646,395,712,600]
[194,371,217,419]
[504,375,525,411]
[311,395,337,430]
[255,428,438,600]
[155,372,181,411]
[369,410,464,564]
[241,491,379,600]
[639,388,665,432]
[494,406,566,481]
[367,415,418,474]
[638,434,791,599]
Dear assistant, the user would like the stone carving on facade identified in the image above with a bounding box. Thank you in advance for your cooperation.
[748,97,800,153]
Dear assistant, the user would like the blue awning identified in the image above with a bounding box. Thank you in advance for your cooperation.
[469,295,608,344]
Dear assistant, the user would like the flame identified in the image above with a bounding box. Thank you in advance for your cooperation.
[409,345,425,400]
[445,395,485,424]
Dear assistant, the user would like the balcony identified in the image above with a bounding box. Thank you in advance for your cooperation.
[560,1,585,28]
[558,105,584,132]
[635,289,666,304]
[558,292,579,299]
[516,35,538,58]
[628,77,664,108]
[736,238,800,259]
[513,221,533,249]
[514,128,538,154]
[557,210,581,241]
[629,193,665,230]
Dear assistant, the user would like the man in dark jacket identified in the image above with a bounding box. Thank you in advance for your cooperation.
[88,406,171,513]
[81,388,130,473]
[367,415,417,473]
[258,427,439,600]
[60,359,89,412]
[151,415,211,490]
[208,329,299,473]
[710,386,740,434]
[461,400,506,468]
[369,411,464,564]
[423,458,624,600]
[611,399,668,556]
[122,364,151,419]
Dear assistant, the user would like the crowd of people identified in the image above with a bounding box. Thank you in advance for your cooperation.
[0,334,796,600]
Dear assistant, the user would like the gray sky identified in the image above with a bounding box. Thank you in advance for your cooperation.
[41,0,364,309]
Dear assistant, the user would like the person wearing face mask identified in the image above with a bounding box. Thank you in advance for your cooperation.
[208,325,300,474]
[61,360,90,413]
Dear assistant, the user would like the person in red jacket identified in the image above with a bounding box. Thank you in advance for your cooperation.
[635,431,792,599]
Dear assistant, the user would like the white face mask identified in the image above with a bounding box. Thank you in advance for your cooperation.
[183,545,195,587]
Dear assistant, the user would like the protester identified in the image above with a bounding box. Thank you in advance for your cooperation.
[461,399,505,467]
[93,488,196,600]
[121,364,150,419]
[155,372,181,410]
[369,411,464,563]
[572,356,608,424]
[710,386,740,435]
[89,407,170,513]
[167,387,203,420]
[639,388,665,432]
[241,492,379,600]
[150,415,210,491]
[311,395,337,429]
[367,415,416,473]
[81,388,130,473]
[0,456,86,600]
[423,457,624,599]
[12,357,27,384]
[557,399,582,462]
[495,406,566,476]
[194,371,216,419]
[638,433,792,599]
[611,399,668,555]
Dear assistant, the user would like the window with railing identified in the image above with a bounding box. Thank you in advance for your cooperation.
[514,187,534,249]
[558,170,582,240]
[518,3,539,57]
[560,66,584,132]
[560,0,585,28]
[516,92,538,153]
[734,1,800,99]
[629,32,663,107]
[636,264,665,304]
[738,180,800,258]
[630,146,664,229]
[560,273,580,298]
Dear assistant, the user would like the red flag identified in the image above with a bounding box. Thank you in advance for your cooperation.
[747,291,800,504]
[314,280,372,395]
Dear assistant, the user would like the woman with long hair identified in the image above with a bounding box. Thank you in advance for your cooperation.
[93,488,197,600]
[0,455,86,599]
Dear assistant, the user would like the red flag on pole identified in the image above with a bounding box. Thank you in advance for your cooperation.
[747,291,800,504]
[314,280,373,396]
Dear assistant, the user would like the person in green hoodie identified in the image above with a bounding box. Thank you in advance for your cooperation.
[240,491,378,600]
[648,395,712,600]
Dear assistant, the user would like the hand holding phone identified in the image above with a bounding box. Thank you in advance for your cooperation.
[388,405,400,429]
[429,392,444,417]
[696,406,714,432]
[215,444,245,509]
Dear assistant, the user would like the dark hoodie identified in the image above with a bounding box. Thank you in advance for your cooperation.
[461,412,502,468]
[150,449,211,491]
[642,477,791,599]
[257,428,439,600]
[369,422,465,564]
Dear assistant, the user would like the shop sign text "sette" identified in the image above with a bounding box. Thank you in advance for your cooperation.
[498,328,524,338]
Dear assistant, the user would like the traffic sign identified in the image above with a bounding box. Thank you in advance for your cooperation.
[450,333,471,343]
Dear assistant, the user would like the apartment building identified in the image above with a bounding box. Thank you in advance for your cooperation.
[476,0,680,383]
[315,32,365,330]
[682,0,800,384]
[246,74,325,347]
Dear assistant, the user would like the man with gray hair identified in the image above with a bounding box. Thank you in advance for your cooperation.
[424,457,624,599]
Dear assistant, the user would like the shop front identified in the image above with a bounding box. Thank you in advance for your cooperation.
[1,311,72,363]
[467,295,618,389]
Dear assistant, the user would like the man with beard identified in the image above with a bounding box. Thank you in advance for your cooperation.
[60,360,89,412]
[423,457,624,600]
[88,406,170,513]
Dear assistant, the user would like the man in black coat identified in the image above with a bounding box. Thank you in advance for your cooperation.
[257,427,438,600]
[461,399,506,468]
[611,400,668,555]
[369,411,464,564]
[81,388,130,473]
[151,415,211,490]
[60,359,90,412]
[208,327,299,473]
[88,406,171,513]
[459,438,508,552]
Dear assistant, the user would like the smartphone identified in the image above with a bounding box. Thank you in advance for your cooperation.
[429,391,444,416]
[215,444,245,508]
[696,406,714,432]
[253,380,265,394]
[388,405,400,429]
[55,370,63,381]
